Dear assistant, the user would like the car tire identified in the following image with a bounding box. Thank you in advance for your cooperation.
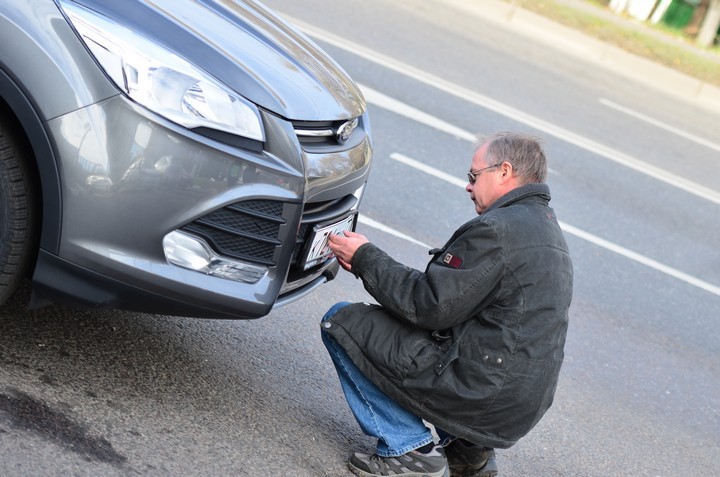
[0,117,36,306]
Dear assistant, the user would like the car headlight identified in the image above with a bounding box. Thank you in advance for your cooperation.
[59,1,264,142]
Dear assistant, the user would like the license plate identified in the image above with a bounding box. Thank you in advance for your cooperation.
[300,214,356,270]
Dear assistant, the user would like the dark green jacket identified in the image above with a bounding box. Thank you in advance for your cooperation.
[324,183,573,449]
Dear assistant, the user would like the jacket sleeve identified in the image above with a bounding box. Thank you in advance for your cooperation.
[352,219,505,330]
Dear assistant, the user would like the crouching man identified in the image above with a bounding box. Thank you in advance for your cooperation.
[322,132,573,477]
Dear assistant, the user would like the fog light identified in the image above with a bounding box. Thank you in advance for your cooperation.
[163,231,267,283]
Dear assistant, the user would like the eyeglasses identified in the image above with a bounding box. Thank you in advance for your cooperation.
[467,163,500,184]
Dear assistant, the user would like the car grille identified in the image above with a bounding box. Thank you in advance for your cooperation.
[292,120,337,147]
[180,200,285,266]
[292,117,360,148]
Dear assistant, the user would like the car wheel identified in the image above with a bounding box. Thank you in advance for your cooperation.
[0,117,36,306]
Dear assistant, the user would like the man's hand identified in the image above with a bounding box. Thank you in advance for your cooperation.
[328,230,369,272]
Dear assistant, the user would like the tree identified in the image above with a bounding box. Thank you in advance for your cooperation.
[696,0,720,47]
[685,0,709,37]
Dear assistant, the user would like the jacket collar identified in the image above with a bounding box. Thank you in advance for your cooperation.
[444,183,551,244]
[483,183,551,215]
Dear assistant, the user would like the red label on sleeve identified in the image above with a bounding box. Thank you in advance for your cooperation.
[442,253,462,268]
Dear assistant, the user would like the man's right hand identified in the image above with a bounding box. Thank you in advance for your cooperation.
[328,230,369,272]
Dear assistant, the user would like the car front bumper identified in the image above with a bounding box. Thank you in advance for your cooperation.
[34,94,371,318]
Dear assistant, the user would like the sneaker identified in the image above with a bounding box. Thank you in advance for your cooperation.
[348,445,449,477]
[444,440,498,477]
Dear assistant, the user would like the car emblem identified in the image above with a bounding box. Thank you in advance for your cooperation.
[336,118,358,144]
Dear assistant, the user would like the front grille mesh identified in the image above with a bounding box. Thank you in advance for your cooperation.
[181,200,285,266]
[291,223,310,266]
[292,120,335,147]
[179,195,358,281]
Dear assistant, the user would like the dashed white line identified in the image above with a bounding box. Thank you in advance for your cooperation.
[358,215,432,250]
[361,86,558,176]
[599,98,720,153]
[291,18,720,206]
[390,152,468,188]
[559,222,720,297]
[284,18,720,296]
[358,153,720,298]
[360,86,477,142]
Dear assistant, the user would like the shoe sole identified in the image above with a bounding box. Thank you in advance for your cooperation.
[449,469,497,477]
[349,462,450,477]
[449,454,498,477]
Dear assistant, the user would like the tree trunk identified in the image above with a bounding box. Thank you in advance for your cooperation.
[696,0,720,46]
[685,0,710,36]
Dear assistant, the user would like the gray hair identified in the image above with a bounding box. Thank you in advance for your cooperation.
[475,132,547,184]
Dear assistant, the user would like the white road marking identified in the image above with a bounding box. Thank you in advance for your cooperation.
[390,152,468,188]
[286,18,720,296]
[559,222,720,297]
[360,86,476,142]
[361,86,558,175]
[291,18,720,206]
[358,153,720,297]
[358,215,432,250]
[599,98,720,153]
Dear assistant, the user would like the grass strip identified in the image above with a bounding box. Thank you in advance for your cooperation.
[516,0,720,87]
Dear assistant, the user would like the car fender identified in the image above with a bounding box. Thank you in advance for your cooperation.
[0,0,119,254]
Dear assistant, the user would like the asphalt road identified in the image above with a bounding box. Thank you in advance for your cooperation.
[1,1,719,476]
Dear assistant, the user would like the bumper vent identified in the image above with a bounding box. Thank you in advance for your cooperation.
[181,200,285,266]
[179,194,359,288]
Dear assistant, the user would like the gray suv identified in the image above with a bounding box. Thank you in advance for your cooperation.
[0,0,371,318]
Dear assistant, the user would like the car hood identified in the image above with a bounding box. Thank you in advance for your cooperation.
[65,0,365,121]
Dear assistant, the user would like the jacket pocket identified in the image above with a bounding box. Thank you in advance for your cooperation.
[411,345,508,416]
[434,340,459,376]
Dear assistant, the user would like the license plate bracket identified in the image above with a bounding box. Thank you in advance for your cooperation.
[300,213,357,270]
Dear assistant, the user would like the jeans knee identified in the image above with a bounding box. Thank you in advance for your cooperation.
[321,301,352,324]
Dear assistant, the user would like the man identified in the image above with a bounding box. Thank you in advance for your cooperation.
[322,132,573,477]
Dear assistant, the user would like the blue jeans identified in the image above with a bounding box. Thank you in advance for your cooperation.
[320,302,435,457]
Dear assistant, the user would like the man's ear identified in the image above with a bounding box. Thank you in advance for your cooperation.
[498,161,514,182]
